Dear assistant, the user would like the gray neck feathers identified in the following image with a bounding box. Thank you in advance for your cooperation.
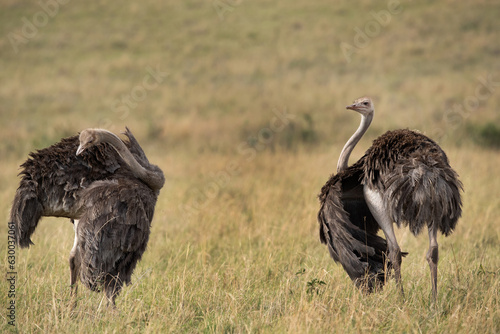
[337,113,373,173]
[99,130,164,191]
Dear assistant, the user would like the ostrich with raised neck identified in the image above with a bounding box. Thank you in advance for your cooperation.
[10,127,164,307]
[337,97,374,173]
[318,96,463,301]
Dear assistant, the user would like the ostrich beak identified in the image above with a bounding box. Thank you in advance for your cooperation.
[346,104,356,110]
[76,144,84,156]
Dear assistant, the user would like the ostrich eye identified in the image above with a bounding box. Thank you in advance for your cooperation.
[363,102,369,106]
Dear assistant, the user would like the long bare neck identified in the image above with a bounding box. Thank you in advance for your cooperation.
[337,113,373,173]
[98,131,164,191]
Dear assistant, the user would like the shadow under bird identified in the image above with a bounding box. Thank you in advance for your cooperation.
[318,97,463,300]
[9,127,164,306]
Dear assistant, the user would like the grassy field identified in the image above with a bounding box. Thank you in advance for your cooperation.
[1,0,499,332]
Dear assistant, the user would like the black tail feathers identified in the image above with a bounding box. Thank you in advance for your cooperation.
[9,184,43,248]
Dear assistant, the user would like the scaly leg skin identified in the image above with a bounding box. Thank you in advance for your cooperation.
[364,186,405,299]
[105,277,119,310]
[105,289,118,312]
[69,219,80,310]
[427,225,439,303]
[106,291,116,309]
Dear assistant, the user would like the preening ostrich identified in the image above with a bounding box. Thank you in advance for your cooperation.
[10,128,164,306]
[318,97,463,299]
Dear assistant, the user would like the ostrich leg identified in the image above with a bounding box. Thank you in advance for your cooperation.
[427,225,439,302]
[105,280,118,308]
[69,219,80,306]
[364,186,405,298]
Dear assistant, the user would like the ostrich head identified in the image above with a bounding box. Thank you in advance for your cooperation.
[76,129,101,156]
[346,96,374,116]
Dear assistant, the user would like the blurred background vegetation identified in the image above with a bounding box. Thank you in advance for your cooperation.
[0,0,499,160]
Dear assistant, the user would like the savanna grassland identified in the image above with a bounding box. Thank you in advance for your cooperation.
[1,0,499,333]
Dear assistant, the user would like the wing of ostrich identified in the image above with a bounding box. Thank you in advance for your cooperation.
[363,130,463,236]
[10,135,127,248]
[75,178,157,304]
[318,159,394,290]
